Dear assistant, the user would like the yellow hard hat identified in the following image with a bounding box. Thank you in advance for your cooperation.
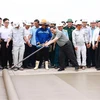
[39,19,48,25]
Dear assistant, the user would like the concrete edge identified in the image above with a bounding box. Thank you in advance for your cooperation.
[2,69,19,100]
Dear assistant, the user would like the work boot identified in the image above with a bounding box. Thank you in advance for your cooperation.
[34,61,40,70]
[45,61,49,70]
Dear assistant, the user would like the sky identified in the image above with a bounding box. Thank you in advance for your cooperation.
[0,0,100,23]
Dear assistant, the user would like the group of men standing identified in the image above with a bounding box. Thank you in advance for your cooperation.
[0,17,100,71]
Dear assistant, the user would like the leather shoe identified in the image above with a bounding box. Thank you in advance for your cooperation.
[58,68,64,71]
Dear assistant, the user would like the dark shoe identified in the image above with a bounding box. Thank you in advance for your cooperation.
[58,68,64,71]
[96,68,100,70]
[79,66,82,69]
[82,66,86,70]
[19,67,24,71]
[75,67,79,71]
[13,67,18,71]
[27,66,33,69]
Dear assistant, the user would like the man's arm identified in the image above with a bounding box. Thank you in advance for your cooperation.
[44,37,58,47]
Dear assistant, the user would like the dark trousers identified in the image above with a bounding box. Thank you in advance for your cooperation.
[1,40,12,68]
[49,44,55,66]
[30,45,36,67]
[95,42,100,69]
[23,44,32,67]
[59,41,79,69]
[87,45,95,67]
[54,44,59,67]
[0,46,1,65]
[36,48,49,61]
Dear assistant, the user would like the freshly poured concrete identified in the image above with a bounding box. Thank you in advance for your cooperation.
[11,75,89,100]
[0,77,7,100]
[57,73,100,100]
[0,68,100,100]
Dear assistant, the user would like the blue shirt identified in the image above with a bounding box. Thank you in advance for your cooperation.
[36,28,52,44]
[91,27,95,37]
[62,29,69,39]
[30,26,39,46]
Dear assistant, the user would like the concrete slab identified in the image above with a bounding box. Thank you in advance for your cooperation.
[0,77,8,100]
[11,75,89,100]
[57,73,100,100]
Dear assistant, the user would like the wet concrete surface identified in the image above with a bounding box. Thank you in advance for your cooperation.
[0,69,100,100]
[0,77,7,100]
[11,75,90,100]
[56,72,100,100]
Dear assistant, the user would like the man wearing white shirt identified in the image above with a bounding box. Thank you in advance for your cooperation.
[23,22,32,68]
[7,22,28,71]
[72,21,88,69]
[87,21,96,68]
[92,21,100,70]
[0,18,13,69]
[0,17,2,69]
[82,19,92,67]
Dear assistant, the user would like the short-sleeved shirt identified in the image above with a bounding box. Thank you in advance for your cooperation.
[9,27,26,46]
[30,26,39,46]
[53,30,69,47]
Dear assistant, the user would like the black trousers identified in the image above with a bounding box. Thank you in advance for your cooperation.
[87,45,95,67]
[95,42,100,69]
[23,44,32,67]
[1,40,12,68]
[36,48,49,61]
[29,45,36,67]
[0,46,1,65]
[59,41,79,69]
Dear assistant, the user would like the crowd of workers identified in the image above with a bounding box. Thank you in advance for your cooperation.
[0,17,100,71]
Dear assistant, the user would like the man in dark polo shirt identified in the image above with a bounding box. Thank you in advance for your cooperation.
[44,27,79,71]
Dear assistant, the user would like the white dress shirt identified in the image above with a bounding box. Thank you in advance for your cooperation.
[24,28,31,43]
[92,27,100,46]
[0,26,12,42]
[82,26,91,43]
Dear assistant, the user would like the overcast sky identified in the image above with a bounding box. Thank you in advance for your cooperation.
[0,0,99,23]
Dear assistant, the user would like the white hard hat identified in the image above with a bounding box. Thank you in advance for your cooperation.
[57,23,63,27]
[13,22,20,28]
[90,20,96,23]
[75,21,82,25]
[25,22,31,26]
[82,19,88,22]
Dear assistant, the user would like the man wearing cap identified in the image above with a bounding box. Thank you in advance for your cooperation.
[86,20,96,68]
[82,19,92,68]
[7,22,28,71]
[33,19,52,70]
[72,21,88,69]
[23,22,32,69]
[28,19,40,68]
[44,26,79,71]
[53,23,69,69]
[63,19,75,42]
